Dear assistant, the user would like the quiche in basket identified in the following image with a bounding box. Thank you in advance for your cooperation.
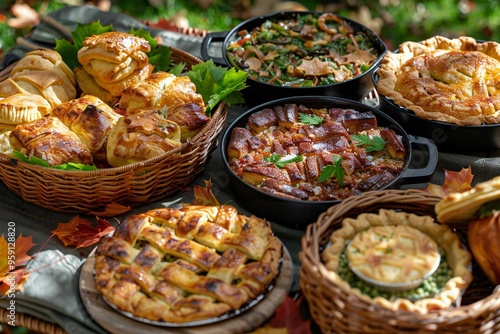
[94,204,282,324]
[322,209,473,314]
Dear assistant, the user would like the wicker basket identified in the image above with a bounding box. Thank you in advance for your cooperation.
[0,47,227,213]
[299,189,500,334]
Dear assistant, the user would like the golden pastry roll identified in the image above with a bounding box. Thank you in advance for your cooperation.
[118,71,205,113]
[106,109,182,167]
[51,95,123,160]
[0,93,52,125]
[164,103,210,141]
[9,116,93,166]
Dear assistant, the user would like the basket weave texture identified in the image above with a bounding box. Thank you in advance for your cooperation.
[299,189,500,334]
[0,47,227,213]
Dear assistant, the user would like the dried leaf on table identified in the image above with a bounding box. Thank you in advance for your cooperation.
[422,166,474,196]
[192,179,220,206]
[0,234,36,294]
[254,295,312,334]
[88,202,131,217]
[52,216,115,249]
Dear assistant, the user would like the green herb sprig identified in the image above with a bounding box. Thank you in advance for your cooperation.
[264,153,304,168]
[351,133,386,152]
[318,154,344,186]
[299,113,324,125]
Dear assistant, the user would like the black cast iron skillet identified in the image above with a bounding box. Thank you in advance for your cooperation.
[221,96,438,230]
[201,11,388,105]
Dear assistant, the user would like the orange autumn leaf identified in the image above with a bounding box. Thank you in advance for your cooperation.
[192,179,220,206]
[0,234,36,294]
[88,202,131,217]
[52,216,115,249]
[423,166,474,197]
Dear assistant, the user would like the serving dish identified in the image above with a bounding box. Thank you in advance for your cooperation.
[201,11,387,105]
[372,36,500,153]
[0,47,227,213]
[300,189,499,333]
[220,96,438,230]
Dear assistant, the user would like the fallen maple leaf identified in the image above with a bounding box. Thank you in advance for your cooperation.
[52,216,115,249]
[88,202,131,217]
[254,295,311,334]
[0,234,36,295]
[423,166,474,197]
[192,179,221,206]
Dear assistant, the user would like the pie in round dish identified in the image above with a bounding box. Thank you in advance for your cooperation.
[375,35,500,126]
[322,209,472,313]
[94,204,282,324]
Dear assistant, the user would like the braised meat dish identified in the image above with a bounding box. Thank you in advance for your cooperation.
[227,103,406,201]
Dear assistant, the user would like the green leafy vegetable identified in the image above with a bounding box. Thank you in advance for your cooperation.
[479,200,500,218]
[187,59,247,116]
[264,153,303,168]
[12,151,97,171]
[318,154,344,186]
[299,113,324,125]
[351,133,386,152]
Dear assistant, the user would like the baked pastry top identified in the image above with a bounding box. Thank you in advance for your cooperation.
[322,209,472,313]
[376,36,500,126]
[94,205,282,323]
[347,224,440,284]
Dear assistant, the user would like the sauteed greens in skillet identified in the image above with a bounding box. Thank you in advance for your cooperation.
[226,13,379,87]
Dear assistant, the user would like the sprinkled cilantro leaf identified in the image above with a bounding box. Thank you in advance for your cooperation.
[299,113,324,125]
[318,154,344,186]
[351,133,386,152]
[264,153,304,168]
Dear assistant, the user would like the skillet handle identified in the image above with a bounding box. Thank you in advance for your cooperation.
[200,31,228,66]
[399,135,438,183]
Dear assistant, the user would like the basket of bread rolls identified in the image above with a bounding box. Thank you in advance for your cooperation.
[300,188,500,333]
[0,26,241,213]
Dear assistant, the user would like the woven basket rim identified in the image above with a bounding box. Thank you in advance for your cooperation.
[300,189,500,322]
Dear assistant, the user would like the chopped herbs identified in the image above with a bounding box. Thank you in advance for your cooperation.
[351,133,386,152]
[299,113,324,125]
[264,153,304,168]
[318,154,344,186]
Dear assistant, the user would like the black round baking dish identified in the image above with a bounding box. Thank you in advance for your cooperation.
[372,71,500,153]
[221,96,438,230]
[201,11,387,105]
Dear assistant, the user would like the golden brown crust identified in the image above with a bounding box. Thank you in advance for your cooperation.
[9,116,93,166]
[322,209,472,314]
[376,35,500,126]
[94,205,282,323]
[435,175,500,224]
[106,109,182,167]
[0,93,52,125]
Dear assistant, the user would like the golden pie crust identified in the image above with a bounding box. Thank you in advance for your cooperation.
[322,209,472,313]
[376,35,500,126]
[94,205,282,323]
[435,175,500,224]
[347,225,440,284]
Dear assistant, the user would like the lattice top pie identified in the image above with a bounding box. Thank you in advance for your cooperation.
[94,205,282,323]
[322,209,472,313]
[376,35,500,126]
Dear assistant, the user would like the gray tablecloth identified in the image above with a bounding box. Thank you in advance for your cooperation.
[1,6,500,334]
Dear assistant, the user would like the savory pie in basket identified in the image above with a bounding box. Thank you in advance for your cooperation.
[322,209,472,313]
[375,35,500,126]
[94,204,282,324]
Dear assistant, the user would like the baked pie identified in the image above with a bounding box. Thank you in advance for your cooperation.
[322,209,472,313]
[376,35,500,126]
[94,205,282,323]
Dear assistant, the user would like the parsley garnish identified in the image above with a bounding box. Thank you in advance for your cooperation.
[351,133,386,152]
[299,113,324,125]
[318,154,344,186]
[12,151,97,171]
[264,153,303,168]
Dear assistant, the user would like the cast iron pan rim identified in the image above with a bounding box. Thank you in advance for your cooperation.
[221,95,414,205]
[225,11,388,89]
